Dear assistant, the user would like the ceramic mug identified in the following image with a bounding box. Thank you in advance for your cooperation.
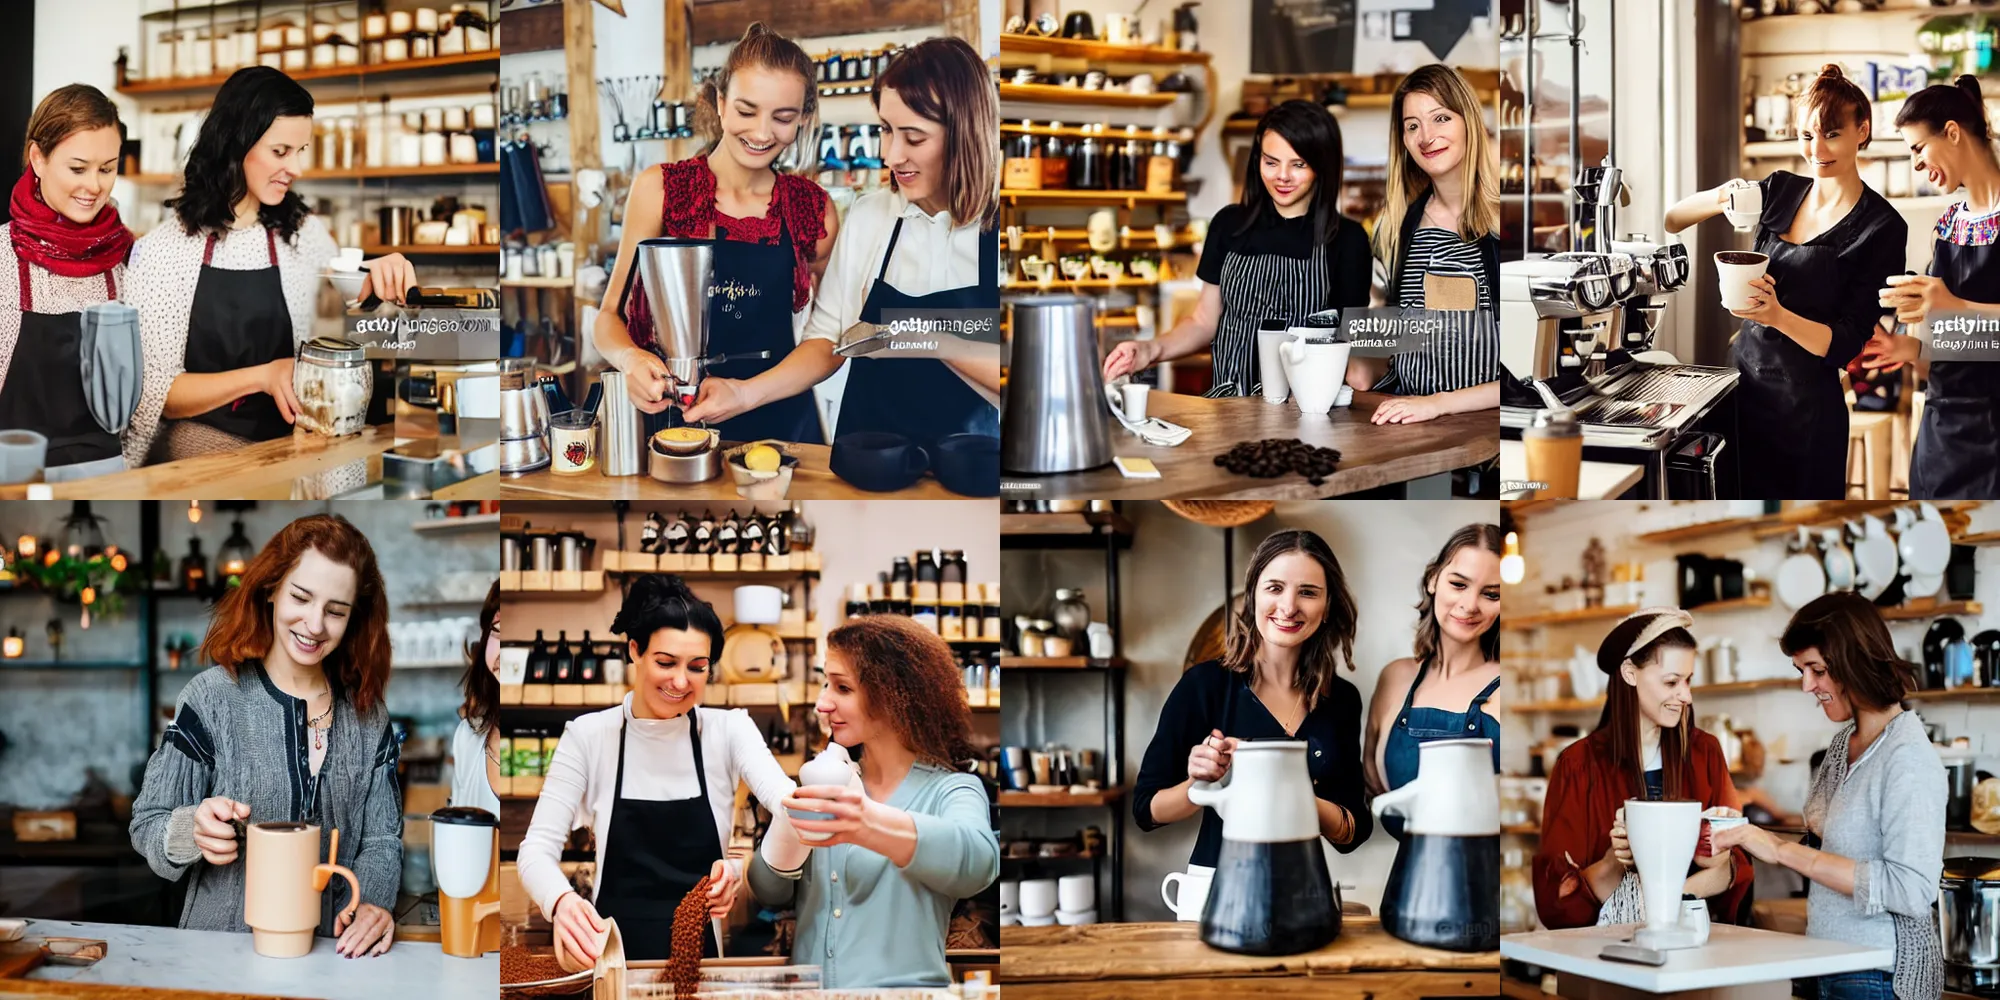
[1058,873,1096,912]
[550,412,596,475]
[1715,251,1770,311]
[1256,327,1293,405]
[1280,338,1353,415]
[244,822,359,958]
[1723,183,1763,232]
[1161,864,1214,921]
[1019,877,1058,918]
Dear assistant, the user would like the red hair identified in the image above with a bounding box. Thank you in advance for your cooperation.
[201,514,392,713]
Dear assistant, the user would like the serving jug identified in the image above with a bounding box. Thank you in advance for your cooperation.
[1001,294,1113,473]
[1372,738,1500,951]
[1187,739,1338,954]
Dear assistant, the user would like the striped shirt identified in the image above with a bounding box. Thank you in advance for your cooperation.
[1396,227,1494,309]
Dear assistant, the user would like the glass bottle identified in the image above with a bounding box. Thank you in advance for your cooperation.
[763,512,783,557]
[940,551,967,604]
[1041,124,1071,188]
[526,630,551,683]
[552,630,574,683]
[668,510,693,553]
[576,631,600,684]
[717,510,740,555]
[642,511,666,553]
[1070,128,1104,190]
[846,583,869,619]
[740,514,764,556]
[695,511,716,554]
[914,551,939,603]
[180,538,208,594]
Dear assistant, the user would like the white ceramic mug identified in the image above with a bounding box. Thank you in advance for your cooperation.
[1019,877,1057,918]
[1280,339,1353,416]
[1256,328,1293,404]
[999,880,1019,914]
[1161,864,1214,922]
[1715,251,1770,311]
[1119,382,1151,421]
[1724,183,1763,232]
[1057,873,1096,912]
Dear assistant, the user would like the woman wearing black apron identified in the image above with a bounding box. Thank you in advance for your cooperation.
[1664,66,1905,499]
[517,575,799,966]
[0,84,134,480]
[125,67,416,463]
[1361,65,1502,425]
[1131,529,1372,868]
[1869,76,2000,499]
[1362,524,1503,840]
[1103,101,1372,396]
[597,24,838,444]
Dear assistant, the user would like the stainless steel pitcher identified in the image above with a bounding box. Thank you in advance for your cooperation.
[598,370,644,477]
[1001,295,1113,474]
[634,237,714,404]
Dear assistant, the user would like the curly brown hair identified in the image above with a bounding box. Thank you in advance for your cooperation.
[826,615,975,768]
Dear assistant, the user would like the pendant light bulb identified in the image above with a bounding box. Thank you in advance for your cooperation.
[1500,531,1525,586]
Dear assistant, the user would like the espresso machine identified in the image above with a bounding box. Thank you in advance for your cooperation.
[1501,160,1741,498]
[432,806,501,958]
[633,238,772,412]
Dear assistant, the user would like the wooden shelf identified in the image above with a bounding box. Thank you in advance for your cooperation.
[502,277,575,289]
[999,82,1179,108]
[1005,277,1161,292]
[1505,604,1641,630]
[1503,499,1574,519]
[1634,517,1769,546]
[998,34,1214,66]
[1000,656,1126,670]
[1879,600,1982,622]
[1010,226,1201,248]
[362,244,499,257]
[603,568,819,583]
[1906,687,2000,703]
[410,513,500,534]
[999,511,1135,537]
[1509,697,1604,714]
[1002,122,1196,141]
[1748,501,1984,539]
[117,51,498,97]
[127,164,502,185]
[1512,676,1800,712]
[1744,139,1908,160]
[1502,824,1540,836]
[1001,189,1188,207]
[1689,595,1773,614]
[999,788,1126,808]
[1694,677,1799,696]
[1954,530,2000,547]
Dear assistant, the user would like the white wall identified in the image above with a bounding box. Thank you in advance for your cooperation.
[1002,499,1499,921]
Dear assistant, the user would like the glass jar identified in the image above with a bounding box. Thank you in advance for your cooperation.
[1049,589,1091,645]
[1040,126,1070,188]
[940,550,966,603]
[940,602,965,641]
[1070,130,1104,190]
[1004,129,1041,190]
[293,336,372,437]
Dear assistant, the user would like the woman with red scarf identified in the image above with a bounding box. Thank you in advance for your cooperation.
[592,22,838,444]
[1532,608,1753,930]
[1,84,137,479]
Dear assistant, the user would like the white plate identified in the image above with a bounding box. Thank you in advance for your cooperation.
[1853,517,1899,597]
[1906,571,1945,600]
[1900,505,1952,576]
[1777,551,1826,610]
[1823,535,1856,591]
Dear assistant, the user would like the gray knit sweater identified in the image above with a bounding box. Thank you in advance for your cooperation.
[1805,710,1944,1000]
[128,662,404,936]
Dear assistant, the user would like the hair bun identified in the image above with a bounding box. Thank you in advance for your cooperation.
[1819,63,1845,79]
[1958,74,1985,99]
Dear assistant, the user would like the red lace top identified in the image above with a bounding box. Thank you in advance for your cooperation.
[622,156,830,351]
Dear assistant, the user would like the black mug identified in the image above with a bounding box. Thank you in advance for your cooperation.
[932,434,999,497]
[831,432,930,492]
[1062,11,1096,38]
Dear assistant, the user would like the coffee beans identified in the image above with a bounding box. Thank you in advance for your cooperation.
[667,874,715,997]
[499,949,566,985]
[1214,438,1342,487]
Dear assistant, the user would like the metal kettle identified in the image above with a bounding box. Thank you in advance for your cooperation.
[1001,295,1114,474]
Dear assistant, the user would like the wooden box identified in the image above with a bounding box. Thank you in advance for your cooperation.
[583,683,620,706]
[13,811,76,842]
[500,683,525,705]
[683,554,708,572]
[512,775,545,797]
[582,571,604,591]
[739,552,764,572]
[552,684,585,706]
[767,553,792,571]
[521,684,555,706]
[625,552,659,572]
[499,570,522,591]
[553,570,582,592]
[711,554,739,572]
[520,570,552,592]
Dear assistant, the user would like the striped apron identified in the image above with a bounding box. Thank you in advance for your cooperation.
[1209,238,1331,398]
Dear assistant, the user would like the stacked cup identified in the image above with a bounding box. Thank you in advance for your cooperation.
[1019,877,1058,927]
[1000,880,1021,926]
[1055,874,1097,926]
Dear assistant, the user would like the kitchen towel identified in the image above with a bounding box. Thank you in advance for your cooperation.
[1106,382,1189,447]
[79,301,142,435]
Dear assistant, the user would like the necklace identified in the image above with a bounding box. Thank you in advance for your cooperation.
[308,699,334,750]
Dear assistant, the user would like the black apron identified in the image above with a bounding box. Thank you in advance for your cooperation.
[185,228,295,443]
[594,715,725,961]
[1729,219,1852,500]
[0,263,121,468]
[1912,233,2000,499]
[642,215,822,444]
[832,218,999,449]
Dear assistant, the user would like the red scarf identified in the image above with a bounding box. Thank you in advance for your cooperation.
[9,169,133,279]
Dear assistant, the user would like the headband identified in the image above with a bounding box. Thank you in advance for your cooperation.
[1597,606,1695,674]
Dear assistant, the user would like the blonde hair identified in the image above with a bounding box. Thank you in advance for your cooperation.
[693,22,819,176]
[874,37,999,228]
[1374,64,1500,280]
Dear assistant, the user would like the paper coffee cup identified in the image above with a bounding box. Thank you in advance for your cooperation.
[1715,251,1770,311]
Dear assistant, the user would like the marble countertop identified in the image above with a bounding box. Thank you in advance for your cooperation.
[1501,923,1894,993]
[17,919,495,1000]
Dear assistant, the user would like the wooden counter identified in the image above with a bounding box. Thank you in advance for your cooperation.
[1006,393,1497,500]
[999,918,1498,999]
[497,442,966,499]
[0,427,401,500]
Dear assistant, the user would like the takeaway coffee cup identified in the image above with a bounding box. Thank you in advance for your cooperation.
[1161,864,1215,921]
[244,822,359,958]
[1724,183,1763,232]
[1715,251,1770,311]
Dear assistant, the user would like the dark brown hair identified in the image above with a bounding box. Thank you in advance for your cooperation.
[1896,74,1993,144]
[1780,592,1916,712]
[1223,529,1359,706]
[1412,523,1503,668]
[1798,64,1874,148]
[459,580,500,737]
[694,22,819,175]
[24,84,122,170]
[201,514,391,714]
[825,614,975,769]
[1593,615,1698,800]
[873,36,999,227]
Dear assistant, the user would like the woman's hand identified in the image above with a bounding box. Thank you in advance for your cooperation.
[1607,806,1632,869]
[191,796,250,865]
[682,378,755,425]
[553,891,607,966]
[360,253,418,306]
[1728,274,1790,326]
[782,784,885,850]
[703,858,740,919]
[1187,729,1238,783]
[1858,329,1923,371]
[1371,394,1446,425]
[613,348,674,415]
[333,901,394,957]
[1718,178,1753,206]
[262,358,301,424]
[1711,821,1783,864]
[1880,275,1964,326]
[1102,340,1160,382]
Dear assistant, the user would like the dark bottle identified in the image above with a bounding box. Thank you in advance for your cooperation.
[667,510,692,553]
[695,511,716,555]
[642,512,666,554]
[763,513,783,556]
[152,548,173,589]
[1071,130,1104,190]
[1041,126,1071,188]
[180,538,209,594]
[718,511,740,555]
[552,631,575,683]
[890,556,913,589]
[869,580,889,615]
[741,514,765,555]
[914,550,940,603]
[577,631,601,684]
[773,508,794,555]
[526,630,552,683]
[1106,141,1128,193]
[846,584,868,618]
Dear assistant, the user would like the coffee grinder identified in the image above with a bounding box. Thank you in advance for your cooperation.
[431,806,501,958]
[1600,799,1704,964]
[633,238,773,413]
